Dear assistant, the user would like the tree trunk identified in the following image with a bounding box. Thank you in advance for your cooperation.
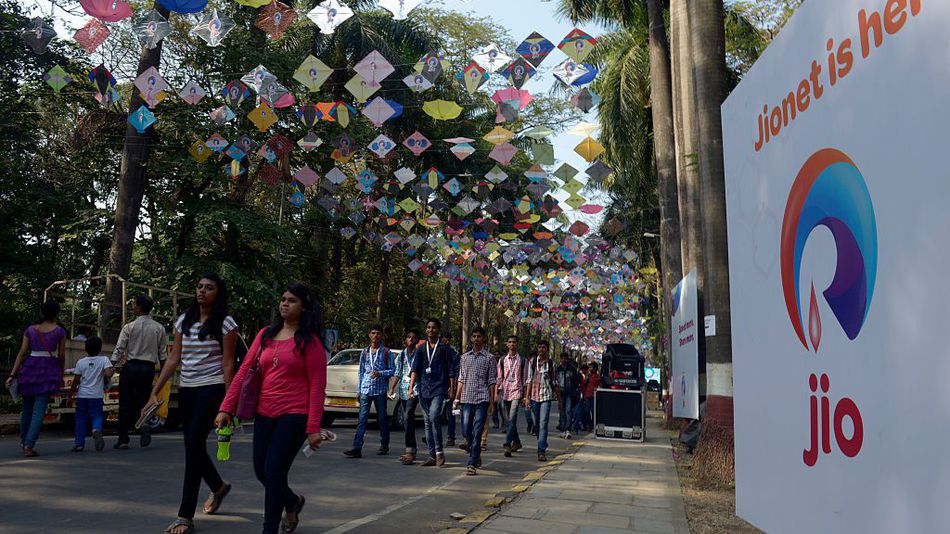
[460,287,471,351]
[104,3,170,342]
[375,252,390,324]
[647,0,683,387]
[688,0,734,486]
[441,280,452,336]
[479,292,488,329]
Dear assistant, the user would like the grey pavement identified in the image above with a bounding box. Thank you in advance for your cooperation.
[476,415,690,534]
[0,414,570,533]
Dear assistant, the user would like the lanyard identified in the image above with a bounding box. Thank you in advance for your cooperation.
[366,346,381,370]
[425,340,439,368]
[402,348,413,376]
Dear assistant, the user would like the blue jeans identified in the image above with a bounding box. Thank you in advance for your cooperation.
[20,393,50,448]
[444,402,456,440]
[461,402,488,467]
[503,400,521,446]
[559,395,575,430]
[535,400,552,453]
[74,398,104,447]
[420,395,444,459]
[525,400,537,433]
[353,394,389,450]
[572,398,585,432]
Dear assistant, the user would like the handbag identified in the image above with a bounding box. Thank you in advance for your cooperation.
[235,338,265,420]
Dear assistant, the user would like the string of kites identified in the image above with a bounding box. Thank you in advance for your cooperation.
[19,0,650,348]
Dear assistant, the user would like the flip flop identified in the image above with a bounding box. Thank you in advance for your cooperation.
[203,482,231,515]
[281,495,306,533]
[136,399,164,429]
[163,518,194,534]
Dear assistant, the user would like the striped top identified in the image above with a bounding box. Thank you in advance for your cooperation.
[175,314,238,387]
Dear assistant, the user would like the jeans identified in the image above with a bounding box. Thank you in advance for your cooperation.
[420,395,444,459]
[403,397,419,454]
[535,400,552,453]
[118,359,156,443]
[525,400,536,433]
[253,413,307,534]
[502,400,521,446]
[178,384,226,519]
[20,394,50,448]
[444,403,456,440]
[586,396,595,427]
[572,398,585,432]
[461,402,488,467]
[353,394,389,450]
[74,398,104,447]
[558,394,576,431]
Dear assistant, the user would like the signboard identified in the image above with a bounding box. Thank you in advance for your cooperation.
[671,270,698,419]
[722,1,945,531]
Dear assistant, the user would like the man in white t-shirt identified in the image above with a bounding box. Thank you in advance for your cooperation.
[69,337,114,452]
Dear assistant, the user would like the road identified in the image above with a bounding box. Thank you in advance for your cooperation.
[0,413,575,533]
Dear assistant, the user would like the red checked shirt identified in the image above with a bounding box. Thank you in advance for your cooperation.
[497,353,526,401]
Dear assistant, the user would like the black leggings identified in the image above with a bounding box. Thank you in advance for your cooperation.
[254,413,308,534]
[177,384,226,519]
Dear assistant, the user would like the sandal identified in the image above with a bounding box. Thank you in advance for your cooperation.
[203,481,231,515]
[281,495,306,533]
[163,518,194,534]
[466,465,477,476]
[399,453,416,465]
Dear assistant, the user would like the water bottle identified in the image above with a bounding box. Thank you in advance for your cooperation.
[216,426,232,461]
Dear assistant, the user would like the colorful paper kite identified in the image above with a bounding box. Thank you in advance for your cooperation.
[205,134,228,152]
[415,52,450,82]
[502,57,535,89]
[221,80,250,107]
[307,0,354,35]
[293,55,331,92]
[74,18,110,54]
[295,166,320,187]
[354,50,395,88]
[248,102,277,132]
[22,17,56,54]
[345,75,379,103]
[483,126,514,145]
[298,131,322,152]
[79,0,132,22]
[586,160,614,185]
[133,10,171,49]
[191,10,235,47]
[403,131,430,156]
[157,0,207,13]
[189,140,213,163]
[179,80,206,104]
[423,99,463,120]
[553,59,589,85]
[367,134,396,158]
[44,65,70,93]
[570,87,600,112]
[210,105,235,125]
[473,43,511,73]
[378,0,423,20]
[403,72,433,93]
[456,61,489,94]
[489,142,518,165]
[89,64,119,106]
[362,97,396,127]
[559,28,597,63]
[524,125,554,139]
[256,1,296,40]
[128,105,156,134]
[570,64,598,86]
[516,31,554,68]
[574,136,605,162]
[134,67,168,108]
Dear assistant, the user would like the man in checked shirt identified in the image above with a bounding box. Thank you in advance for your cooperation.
[453,326,497,476]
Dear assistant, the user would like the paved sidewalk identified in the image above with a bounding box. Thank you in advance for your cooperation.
[475,416,689,534]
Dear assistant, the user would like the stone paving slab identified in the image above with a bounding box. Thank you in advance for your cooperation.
[476,417,689,534]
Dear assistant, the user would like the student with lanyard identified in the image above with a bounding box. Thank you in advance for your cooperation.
[497,335,528,457]
[388,328,420,464]
[408,318,458,467]
[524,340,560,462]
[453,326,497,476]
[344,325,393,458]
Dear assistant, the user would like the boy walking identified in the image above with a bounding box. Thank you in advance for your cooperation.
[345,325,394,458]
[525,341,560,462]
[454,327,496,476]
[497,335,527,457]
[69,337,114,452]
[389,329,421,464]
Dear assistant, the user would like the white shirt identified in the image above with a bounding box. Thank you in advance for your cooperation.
[73,355,112,399]
[175,314,238,387]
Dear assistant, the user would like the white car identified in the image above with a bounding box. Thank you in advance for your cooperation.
[322,349,406,429]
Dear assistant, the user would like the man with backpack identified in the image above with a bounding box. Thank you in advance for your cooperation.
[497,335,528,457]
[524,340,560,462]
[556,353,581,439]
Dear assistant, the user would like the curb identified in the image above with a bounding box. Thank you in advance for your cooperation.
[438,440,588,534]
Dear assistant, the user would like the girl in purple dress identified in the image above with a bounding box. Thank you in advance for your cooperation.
[5,300,66,457]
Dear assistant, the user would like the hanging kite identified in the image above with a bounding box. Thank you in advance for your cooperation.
[559,28,597,63]
[473,43,511,73]
[553,59,589,85]
[378,0,423,20]
[44,65,70,93]
[403,131,431,156]
[21,17,56,54]
[128,106,156,133]
[298,131,322,152]
[221,80,250,108]
[362,97,396,127]
[134,67,169,108]
[296,104,321,127]
[180,80,206,104]
[248,102,277,132]
[516,31,554,68]
[256,1,296,40]
[293,55,331,92]
[456,61,488,94]
[415,52,450,82]
[574,136,605,162]
[88,64,119,106]
[403,72,433,93]
[570,87,601,112]
[74,19,110,54]
[345,75,379,103]
[209,106,235,125]
[133,10,171,49]
[354,50,395,88]
[307,0,354,35]
[79,0,132,22]
[502,57,535,89]
[368,134,396,158]
[191,10,235,47]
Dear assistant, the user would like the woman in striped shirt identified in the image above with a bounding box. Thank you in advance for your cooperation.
[148,273,238,534]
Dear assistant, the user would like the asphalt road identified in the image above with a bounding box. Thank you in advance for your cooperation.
[0,411,575,533]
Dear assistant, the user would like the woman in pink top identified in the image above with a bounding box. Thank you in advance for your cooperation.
[216,283,327,534]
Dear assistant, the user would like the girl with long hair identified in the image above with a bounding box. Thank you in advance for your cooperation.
[5,299,67,457]
[217,283,328,534]
[148,273,238,534]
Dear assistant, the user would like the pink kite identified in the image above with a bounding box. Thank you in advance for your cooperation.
[80,0,133,22]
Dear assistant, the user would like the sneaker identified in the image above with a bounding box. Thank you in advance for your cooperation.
[377,447,389,455]
[23,447,39,457]
[140,428,152,448]
[113,442,129,450]
[93,429,105,452]
[445,438,456,447]
[71,445,84,452]
[436,452,445,467]
[420,457,437,466]
[343,449,362,458]
[538,452,547,462]
[565,432,572,440]
[511,442,523,452]
[504,446,512,458]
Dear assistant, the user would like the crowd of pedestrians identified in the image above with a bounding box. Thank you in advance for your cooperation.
[4,273,601,534]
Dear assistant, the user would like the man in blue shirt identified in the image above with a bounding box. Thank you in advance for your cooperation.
[388,328,420,464]
[344,325,394,458]
[409,318,458,467]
